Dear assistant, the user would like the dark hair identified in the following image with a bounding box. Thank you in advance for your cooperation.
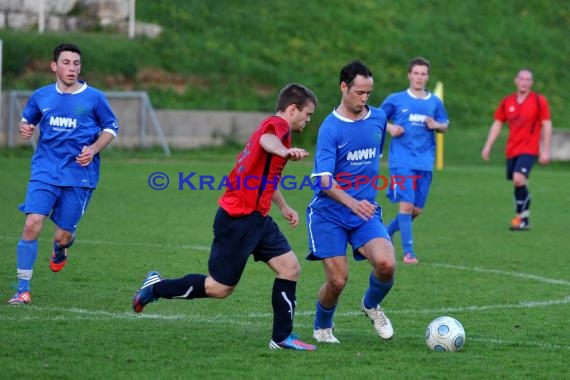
[276,83,318,112]
[408,56,430,73]
[339,60,373,87]
[53,43,81,63]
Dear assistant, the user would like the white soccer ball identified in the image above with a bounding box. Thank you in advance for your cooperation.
[425,316,465,352]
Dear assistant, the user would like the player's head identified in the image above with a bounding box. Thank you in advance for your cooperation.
[339,60,373,116]
[276,83,317,132]
[407,56,431,91]
[515,68,533,93]
[51,43,82,88]
[339,60,373,88]
[408,56,431,74]
[53,43,82,63]
[276,83,318,112]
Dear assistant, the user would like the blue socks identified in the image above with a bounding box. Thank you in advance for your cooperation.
[314,301,336,330]
[363,273,394,309]
[16,239,38,292]
[398,213,414,255]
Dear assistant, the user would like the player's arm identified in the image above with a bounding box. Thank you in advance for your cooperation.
[259,133,309,161]
[317,174,376,220]
[75,131,115,166]
[272,189,298,227]
[481,120,503,161]
[425,117,449,133]
[387,122,405,137]
[539,119,553,165]
[18,120,36,140]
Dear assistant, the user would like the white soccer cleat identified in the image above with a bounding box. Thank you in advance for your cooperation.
[313,327,340,343]
[361,298,394,340]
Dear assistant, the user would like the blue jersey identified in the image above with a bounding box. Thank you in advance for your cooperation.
[380,89,449,171]
[22,82,119,188]
[308,107,387,226]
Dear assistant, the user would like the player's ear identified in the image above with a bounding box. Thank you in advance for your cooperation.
[50,61,57,72]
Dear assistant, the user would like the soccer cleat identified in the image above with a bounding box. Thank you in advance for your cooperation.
[269,334,317,351]
[361,298,394,340]
[132,271,163,313]
[8,291,31,305]
[510,216,530,231]
[50,249,68,272]
[313,327,340,343]
[403,253,418,264]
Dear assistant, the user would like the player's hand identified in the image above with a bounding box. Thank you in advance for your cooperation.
[349,199,376,220]
[481,146,491,161]
[538,151,550,165]
[281,206,299,227]
[387,124,404,137]
[76,146,95,166]
[286,148,310,161]
[425,117,439,130]
[19,122,35,140]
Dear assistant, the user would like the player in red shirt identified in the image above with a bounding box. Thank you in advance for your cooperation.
[482,69,553,230]
[132,84,319,350]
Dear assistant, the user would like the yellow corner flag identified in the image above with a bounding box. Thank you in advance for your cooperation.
[434,81,444,171]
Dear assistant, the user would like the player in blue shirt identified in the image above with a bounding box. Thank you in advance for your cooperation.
[307,60,396,344]
[380,57,449,264]
[8,43,119,305]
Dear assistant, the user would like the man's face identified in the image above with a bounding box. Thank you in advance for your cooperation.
[515,70,533,93]
[408,64,429,91]
[291,102,315,132]
[52,51,81,87]
[341,74,373,115]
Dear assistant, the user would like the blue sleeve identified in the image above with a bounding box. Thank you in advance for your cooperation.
[22,93,42,125]
[95,93,120,136]
[312,118,337,177]
[435,98,449,126]
[379,95,395,120]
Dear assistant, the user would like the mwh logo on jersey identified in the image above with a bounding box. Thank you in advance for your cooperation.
[347,147,376,164]
[50,116,77,130]
[409,113,427,124]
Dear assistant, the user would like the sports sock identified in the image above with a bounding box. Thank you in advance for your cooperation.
[314,301,336,330]
[53,236,75,261]
[514,185,530,214]
[398,213,414,255]
[271,278,297,342]
[363,273,394,308]
[386,217,399,237]
[16,239,38,292]
[153,274,207,299]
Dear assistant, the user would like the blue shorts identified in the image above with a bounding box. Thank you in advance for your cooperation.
[306,207,390,261]
[386,168,432,209]
[208,208,291,287]
[20,180,93,233]
[506,154,537,180]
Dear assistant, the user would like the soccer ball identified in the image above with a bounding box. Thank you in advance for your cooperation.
[425,316,465,352]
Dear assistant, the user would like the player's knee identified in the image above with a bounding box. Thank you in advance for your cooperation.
[54,230,74,246]
[205,278,235,299]
[22,216,43,239]
[327,275,348,294]
[280,261,300,281]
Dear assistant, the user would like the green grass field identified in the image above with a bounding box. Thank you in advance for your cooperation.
[0,146,569,379]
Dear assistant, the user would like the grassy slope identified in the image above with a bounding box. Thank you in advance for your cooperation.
[1,0,568,143]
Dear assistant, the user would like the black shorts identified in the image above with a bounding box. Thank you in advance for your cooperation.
[506,154,537,180]
[208,207,291,286]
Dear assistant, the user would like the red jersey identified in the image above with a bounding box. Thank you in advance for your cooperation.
[218,116,290,217]
[494,91,550,158]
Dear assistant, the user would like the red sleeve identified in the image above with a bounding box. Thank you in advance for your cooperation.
[260,116,289,140]
[493,95,510,122]
[538,94,551,121]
